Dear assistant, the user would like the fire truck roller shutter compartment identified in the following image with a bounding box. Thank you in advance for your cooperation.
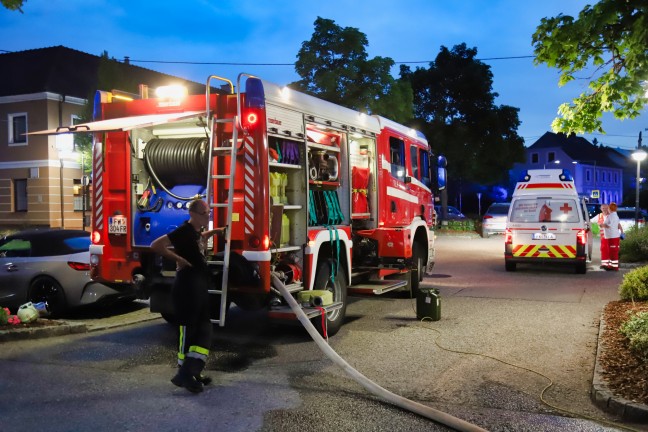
[134,137,209,247]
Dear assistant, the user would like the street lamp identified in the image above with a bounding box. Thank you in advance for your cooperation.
[631,149,647,229]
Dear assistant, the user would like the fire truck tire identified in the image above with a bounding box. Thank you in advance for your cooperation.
[161,313,177,325]
[28,276,67,317]
[505,260,516,272]
[313,259,347,337]
[410,243,425,298]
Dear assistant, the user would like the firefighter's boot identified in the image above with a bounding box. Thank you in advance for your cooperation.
[186,356,211,385]
[171,358,204,393]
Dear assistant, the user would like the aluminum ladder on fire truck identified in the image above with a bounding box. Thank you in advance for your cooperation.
[204,116,238,327]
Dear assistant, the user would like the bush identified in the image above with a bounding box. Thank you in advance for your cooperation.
[619,265,648,301]
[0,307,7,325]
[620,311,648,360]
[444,219,475,231]
[619,226,648,262]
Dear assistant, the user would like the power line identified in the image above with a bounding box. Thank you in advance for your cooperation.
[123,55,537,67]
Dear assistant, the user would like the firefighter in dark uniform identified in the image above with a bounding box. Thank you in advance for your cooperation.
[151,198,223,393]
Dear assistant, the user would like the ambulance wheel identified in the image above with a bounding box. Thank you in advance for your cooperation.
[411,243,425,298]
[505,261,516,272]
[576,262,587,274]
[312,259,347,337]
[28,276,67,316]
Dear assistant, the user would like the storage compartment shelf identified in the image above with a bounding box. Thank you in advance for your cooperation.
[308,142,341,153]
[271,245,302,253]
[269,162,302,170]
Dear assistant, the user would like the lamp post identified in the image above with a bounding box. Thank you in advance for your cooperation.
[631,148,647,229]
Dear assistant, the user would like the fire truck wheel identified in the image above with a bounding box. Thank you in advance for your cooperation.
[28,276,67,317]
[505,260,516,272]
[313,259,347,337]
[161,313,177,325]
[410,244,425,298]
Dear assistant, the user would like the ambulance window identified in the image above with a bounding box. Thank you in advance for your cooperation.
[410,146,418,179]
[389,137,405,181]
[510,199,580,223]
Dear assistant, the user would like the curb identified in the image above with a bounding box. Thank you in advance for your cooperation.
[591,312,648,422]
[0,321,88,343]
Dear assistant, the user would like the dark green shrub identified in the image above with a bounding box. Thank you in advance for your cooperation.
[0,307,8,325]
[446,219,475,231]
[620,311,648,360]
[619,226,648,262]
[619,265,648,301]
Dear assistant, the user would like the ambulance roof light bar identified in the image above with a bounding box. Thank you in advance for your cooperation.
[519,169,574,183]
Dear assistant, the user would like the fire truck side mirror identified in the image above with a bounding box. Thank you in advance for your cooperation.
[404,176,412,184]
[437,167,447,191]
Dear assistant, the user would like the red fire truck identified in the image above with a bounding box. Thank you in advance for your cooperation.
[40,74,441,336]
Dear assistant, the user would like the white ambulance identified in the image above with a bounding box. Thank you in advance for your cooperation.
[505,169,593,273]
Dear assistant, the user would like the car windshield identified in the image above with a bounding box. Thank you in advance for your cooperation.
[510,199,581,223]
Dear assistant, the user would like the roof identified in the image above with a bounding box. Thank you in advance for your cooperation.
[528,132,623,168]
[0,46,206,98]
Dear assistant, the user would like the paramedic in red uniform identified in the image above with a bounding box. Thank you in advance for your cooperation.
[601,202,623,271]
[597,204,609,269]
[151,199,222,393]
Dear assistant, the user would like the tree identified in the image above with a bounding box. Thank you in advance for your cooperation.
[532,1,648,134]
[291,17,412,124]
[1,0,25,12]
[401,43,525,185]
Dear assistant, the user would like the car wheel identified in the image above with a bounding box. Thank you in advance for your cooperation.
[313,258,347,337]
[505,261,516,272]
[28,276,67,316]
[161,313,177,325]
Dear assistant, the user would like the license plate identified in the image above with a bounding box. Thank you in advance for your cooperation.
[532,232,556,240]
[108,216,127,235]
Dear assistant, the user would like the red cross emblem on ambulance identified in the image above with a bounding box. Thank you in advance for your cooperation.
[560,203,572,214]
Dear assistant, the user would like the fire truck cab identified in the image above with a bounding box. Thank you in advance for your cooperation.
[505,169,593,274]
[34,74,439,336]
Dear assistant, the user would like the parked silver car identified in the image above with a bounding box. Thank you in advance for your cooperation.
[481,202,510,238]
[0,229,134,316]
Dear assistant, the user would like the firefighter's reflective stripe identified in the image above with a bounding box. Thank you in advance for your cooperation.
[512,244,577,258]
[178,325,187,365]
[187,345,210,362]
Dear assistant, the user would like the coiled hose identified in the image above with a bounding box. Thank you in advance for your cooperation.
[144,138,209,200]
[270,273,487,432]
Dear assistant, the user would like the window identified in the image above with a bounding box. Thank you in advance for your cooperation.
[531,153,539,163]
[389,136,405,181]
[419,148,431,188]
[13,179,27,212]
[510,198,580,223]
[547,152,555,162]
[614,173,618,183]
[586,170,591,182]
[8,113,27,145]
[410,146,418,179]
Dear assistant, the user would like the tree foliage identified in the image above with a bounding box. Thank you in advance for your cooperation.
[532,0,648,134]
[401,44,525,185]
[291,17,412,123]
[1,0,25,12]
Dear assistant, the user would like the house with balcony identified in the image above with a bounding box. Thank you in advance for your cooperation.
[512,132,624,204]
[0,46,205,230]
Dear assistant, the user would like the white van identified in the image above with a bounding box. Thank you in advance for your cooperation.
[505,169,593,273]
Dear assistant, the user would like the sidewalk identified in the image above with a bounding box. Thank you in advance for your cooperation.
[0,300,161,342]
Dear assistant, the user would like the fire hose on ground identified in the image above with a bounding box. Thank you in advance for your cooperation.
[270,273,488,432]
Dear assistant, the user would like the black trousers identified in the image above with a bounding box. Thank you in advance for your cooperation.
[173,268,212,365]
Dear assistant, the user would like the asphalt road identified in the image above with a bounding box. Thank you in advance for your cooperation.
[0,236,641,431]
